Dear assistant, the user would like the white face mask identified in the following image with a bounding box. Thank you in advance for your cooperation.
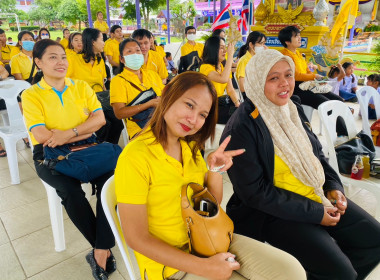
[254,46,265,53]
[187,34,196,41]
[41,35,49,40]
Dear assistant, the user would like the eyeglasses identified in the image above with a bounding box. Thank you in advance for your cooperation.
[41,33,49,36]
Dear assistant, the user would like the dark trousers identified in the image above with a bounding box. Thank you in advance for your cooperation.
[339,89,358,102]
[261,200,380,280]
[33,145,115,249]
[294,81,345,109]
[96,109,124,144]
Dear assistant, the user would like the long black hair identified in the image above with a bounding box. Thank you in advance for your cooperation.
[212,29,225,37]
[38,28,50,40]
[118,38,141,74]
[31,39,65,84]
[81,28,102,63]
[237,31,266,58]
[202,36,224,70]
[342,62,355,85]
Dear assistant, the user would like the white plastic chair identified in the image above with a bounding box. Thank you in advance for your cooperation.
[101,176,137,280]
[356,86,380,136]
[301,105,322,135]
[232,72,244,103]
[121,119,129,147]
[25,126,92,252]
[318,100,380,220]
[0,80,30,184]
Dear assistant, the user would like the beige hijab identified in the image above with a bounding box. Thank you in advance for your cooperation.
[244,49,331,207]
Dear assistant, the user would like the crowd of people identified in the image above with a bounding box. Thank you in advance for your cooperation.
[1,17,380,280]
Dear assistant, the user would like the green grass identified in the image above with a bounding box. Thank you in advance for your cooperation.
[342,53,379,76]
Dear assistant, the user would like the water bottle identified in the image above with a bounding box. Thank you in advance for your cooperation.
[351,155,364,180]
[362,154,371,179]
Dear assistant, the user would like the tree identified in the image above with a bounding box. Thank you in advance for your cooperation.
[170,0,196,37]
[58,0,86,30]
[76,0,119,23]
[122,0,166,29]
[0,0,16,13]
[28,6,57,25]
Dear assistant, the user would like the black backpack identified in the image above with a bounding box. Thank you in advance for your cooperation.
[178,51,201,73]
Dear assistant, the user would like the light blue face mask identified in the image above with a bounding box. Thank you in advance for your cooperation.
[124,53,144,70]
[22,41,35,51]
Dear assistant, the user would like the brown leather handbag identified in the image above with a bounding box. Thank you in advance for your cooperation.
[181,182,234,257]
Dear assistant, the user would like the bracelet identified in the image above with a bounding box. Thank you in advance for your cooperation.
[208,164,226,174]
[72,127,79,137]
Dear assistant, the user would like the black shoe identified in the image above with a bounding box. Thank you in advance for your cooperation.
[86,250,108,280]
[106,249,117,275]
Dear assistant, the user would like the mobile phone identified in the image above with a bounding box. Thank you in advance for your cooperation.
[200,200,209,212]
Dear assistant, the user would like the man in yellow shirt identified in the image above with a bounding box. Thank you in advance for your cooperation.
[0,29,13,65]
[180,26,204,58]
[131,29,168,83]
[105,25,123,75]
[60,29,70,49]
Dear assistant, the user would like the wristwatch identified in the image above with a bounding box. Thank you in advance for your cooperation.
[72,128,79,137]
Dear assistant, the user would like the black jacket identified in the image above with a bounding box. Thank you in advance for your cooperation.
[220,98,344,241]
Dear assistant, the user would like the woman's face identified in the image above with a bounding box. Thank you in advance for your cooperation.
[93,33,105,53]
[345,64,354,76]
[255,37,266,47]
[219,31,226,39]
[35,45,68,79]
[164,85,213,139]
[63,30,70,40]
[287,32,301,49]
[40,30,50,39]
[97,12,103,20]
[20,33,34,44]
[120,41,142,64]
[71,34,83,53]
[218,39,226,62]
[264,60,295,106]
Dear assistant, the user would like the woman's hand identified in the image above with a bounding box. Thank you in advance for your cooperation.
[202,252,240,280]
[227,42,235,58]
[326,190,347,215]
[148,96,161,108]
[207,135,245,173]
[44,129,74,148]
[320,206,340,226]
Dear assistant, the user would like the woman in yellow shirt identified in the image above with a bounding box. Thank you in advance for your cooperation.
[115,71,306,280]
[236,31,267,94]
[60,28,70,49]
[200,36,240,124]
[67,32,82,57]
[10,31,35,81]
[94,11,109,41]
[110,38,164,139]
[22,39,118,280]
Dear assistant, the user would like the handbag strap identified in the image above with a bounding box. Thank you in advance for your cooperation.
[118,75,144,91]
[181,183,208,209]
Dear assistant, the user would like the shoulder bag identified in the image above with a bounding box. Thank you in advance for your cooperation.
[181,182,234,257]
[335,131,376,174]
[42,135,122,183]
[178,51,201,73]
[92,83,113,111]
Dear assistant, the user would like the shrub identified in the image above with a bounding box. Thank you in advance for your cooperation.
[10,26,41,32]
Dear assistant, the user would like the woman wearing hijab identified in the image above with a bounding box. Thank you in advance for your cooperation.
[221,49,380,280]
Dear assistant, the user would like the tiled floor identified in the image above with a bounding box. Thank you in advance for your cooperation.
[0,103,379,280]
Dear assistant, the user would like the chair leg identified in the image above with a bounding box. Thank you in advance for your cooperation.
[3,138,20,184]
[43,182,66,252]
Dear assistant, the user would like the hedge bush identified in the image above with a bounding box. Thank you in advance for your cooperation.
[10,26,41,32]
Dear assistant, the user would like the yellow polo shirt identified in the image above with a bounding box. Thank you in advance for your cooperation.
[181,42,204,58]
[281,48,315,82]
[274,154,322,203]
[142,50,168,80]
[10,46,20,59]
[1,44,13,64]
[104,39,120,65]
[22,78,102,145]
[67,53,106,92]
[115,128,207,280]
[199,63,229,97]
[110,68,164,138]
[60,38,69,49]
[155,45,166,58]
[94,20,109,33]
[236,51,252,80]
[65,48,77,58]
[10,52,37,80]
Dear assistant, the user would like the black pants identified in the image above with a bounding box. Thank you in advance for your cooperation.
[261,200,380,280]
[96,109,124,144]
[33,145,115,249]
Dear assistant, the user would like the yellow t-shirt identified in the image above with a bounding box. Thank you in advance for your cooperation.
[10,52,37,80]
[1,44,13,64]
[67,53,106,92]
[104,39,120,65]
[60,38,69,49]
[154,45,166,58]
[65,48,77,58]
[181,42,204,58]
[22,78,102,145]
[115,129,207,280]
[94,20,109,33]
[274,154,322,203]
[199,63,228,97]
[142,50,168,80]
[236,51,252,80]
[110,68,164,138]
[280,48,315,82]
[10,46,20,59]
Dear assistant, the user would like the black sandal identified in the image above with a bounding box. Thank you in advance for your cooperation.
[86,250,108,280]
[0,149,6,157]
[106,249,117,275]
[22,139,30,148]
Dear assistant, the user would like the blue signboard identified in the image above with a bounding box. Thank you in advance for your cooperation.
[266,36,308,49]
[202,9,241,17]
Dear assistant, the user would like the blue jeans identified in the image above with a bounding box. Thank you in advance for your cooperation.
[339,89,358,102]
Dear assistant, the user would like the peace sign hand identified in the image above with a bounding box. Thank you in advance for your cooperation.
[207,136,245,174]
